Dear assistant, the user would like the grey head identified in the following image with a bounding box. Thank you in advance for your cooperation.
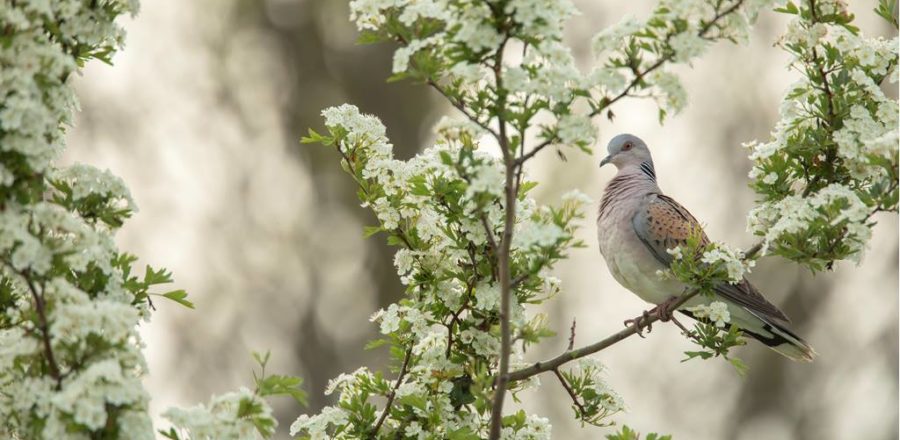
[599,134,653,170]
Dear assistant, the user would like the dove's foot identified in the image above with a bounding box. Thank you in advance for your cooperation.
[623,310,653,338]
[650,296,681,322]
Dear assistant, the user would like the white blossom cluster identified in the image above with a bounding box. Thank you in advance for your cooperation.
[748,183,873,263]
[0,0,136,174]
[700,245,754,283]
[349,0,772,158]
[1,1,292,439]
[295,105,603,437]
[0,1,163,438]
[744,0,898,269]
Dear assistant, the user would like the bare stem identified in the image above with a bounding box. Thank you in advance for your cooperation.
[371,347,413,437]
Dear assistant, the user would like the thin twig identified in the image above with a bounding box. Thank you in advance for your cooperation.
[427,79,500,143]
[20,273,62,389]
[371,347,414,437]
[567,318,577,351]
[446,281,475,358]
[669,314,693,336]
[553,368,588,421]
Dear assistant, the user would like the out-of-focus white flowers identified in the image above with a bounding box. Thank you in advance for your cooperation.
[165,388,277,440]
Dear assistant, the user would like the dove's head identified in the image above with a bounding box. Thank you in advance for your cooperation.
[599,134,652,169]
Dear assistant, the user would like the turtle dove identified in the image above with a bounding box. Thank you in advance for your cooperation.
[596,134,815,361]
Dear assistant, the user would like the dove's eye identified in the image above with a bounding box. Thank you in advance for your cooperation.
[622,143,633,151]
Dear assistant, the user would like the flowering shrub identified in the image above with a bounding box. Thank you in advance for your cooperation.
[296,0,897,439]
[0,0,894,439]
[0,1,301,439]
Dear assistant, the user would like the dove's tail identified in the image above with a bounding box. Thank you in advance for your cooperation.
[742,310,817,362]
[681,307,817,362]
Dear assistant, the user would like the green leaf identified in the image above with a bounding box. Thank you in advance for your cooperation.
[159,428,182,440]
[364,338,390,350]
[681,350,713,362]
[160,290,194,309]
[398,394,428,410]
[729,357,749,377]
[144,265,174,286]
[252,350,271,369]
[449,375,475,409]
[774,2,799,15]
[357,30,385,45]
[256,374,308,405]
[300,128,325,144]
[363,225,382,238]
[448,427,481,440]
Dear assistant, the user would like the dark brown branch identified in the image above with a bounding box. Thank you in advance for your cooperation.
[478,212,499,253]
[22,274,62,389]
[371,347,413,437]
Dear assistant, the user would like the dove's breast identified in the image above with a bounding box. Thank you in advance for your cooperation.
[597,178,685,305]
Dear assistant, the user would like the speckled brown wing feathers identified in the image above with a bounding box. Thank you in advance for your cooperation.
[633,193,789,322]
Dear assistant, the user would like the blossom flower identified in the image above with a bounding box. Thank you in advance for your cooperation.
[688,301,732,328]
[701,246,752,283]
[666,246,683,260]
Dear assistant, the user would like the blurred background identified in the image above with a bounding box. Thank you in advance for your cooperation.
[65,1,898,439]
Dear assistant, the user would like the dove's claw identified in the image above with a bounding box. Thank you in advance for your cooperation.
[652,296,681,322]
[624,310,653,337]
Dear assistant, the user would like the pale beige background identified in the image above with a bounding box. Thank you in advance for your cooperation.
[66,1,898,439]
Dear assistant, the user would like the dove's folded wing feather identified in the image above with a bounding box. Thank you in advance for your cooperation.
[632,193,789,322]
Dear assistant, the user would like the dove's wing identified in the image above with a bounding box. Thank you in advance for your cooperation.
[632,193,789,322]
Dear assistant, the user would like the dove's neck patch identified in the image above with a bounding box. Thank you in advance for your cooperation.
[639,161,656,181]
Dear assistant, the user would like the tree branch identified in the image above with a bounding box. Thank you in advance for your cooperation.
[488,32,515,440]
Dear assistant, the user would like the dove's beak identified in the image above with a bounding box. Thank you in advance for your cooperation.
[599,155,612,168]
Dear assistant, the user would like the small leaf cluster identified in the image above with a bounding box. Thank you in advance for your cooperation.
[681,323,748,376]
[606,425,672,440]
[558,359,624,427]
